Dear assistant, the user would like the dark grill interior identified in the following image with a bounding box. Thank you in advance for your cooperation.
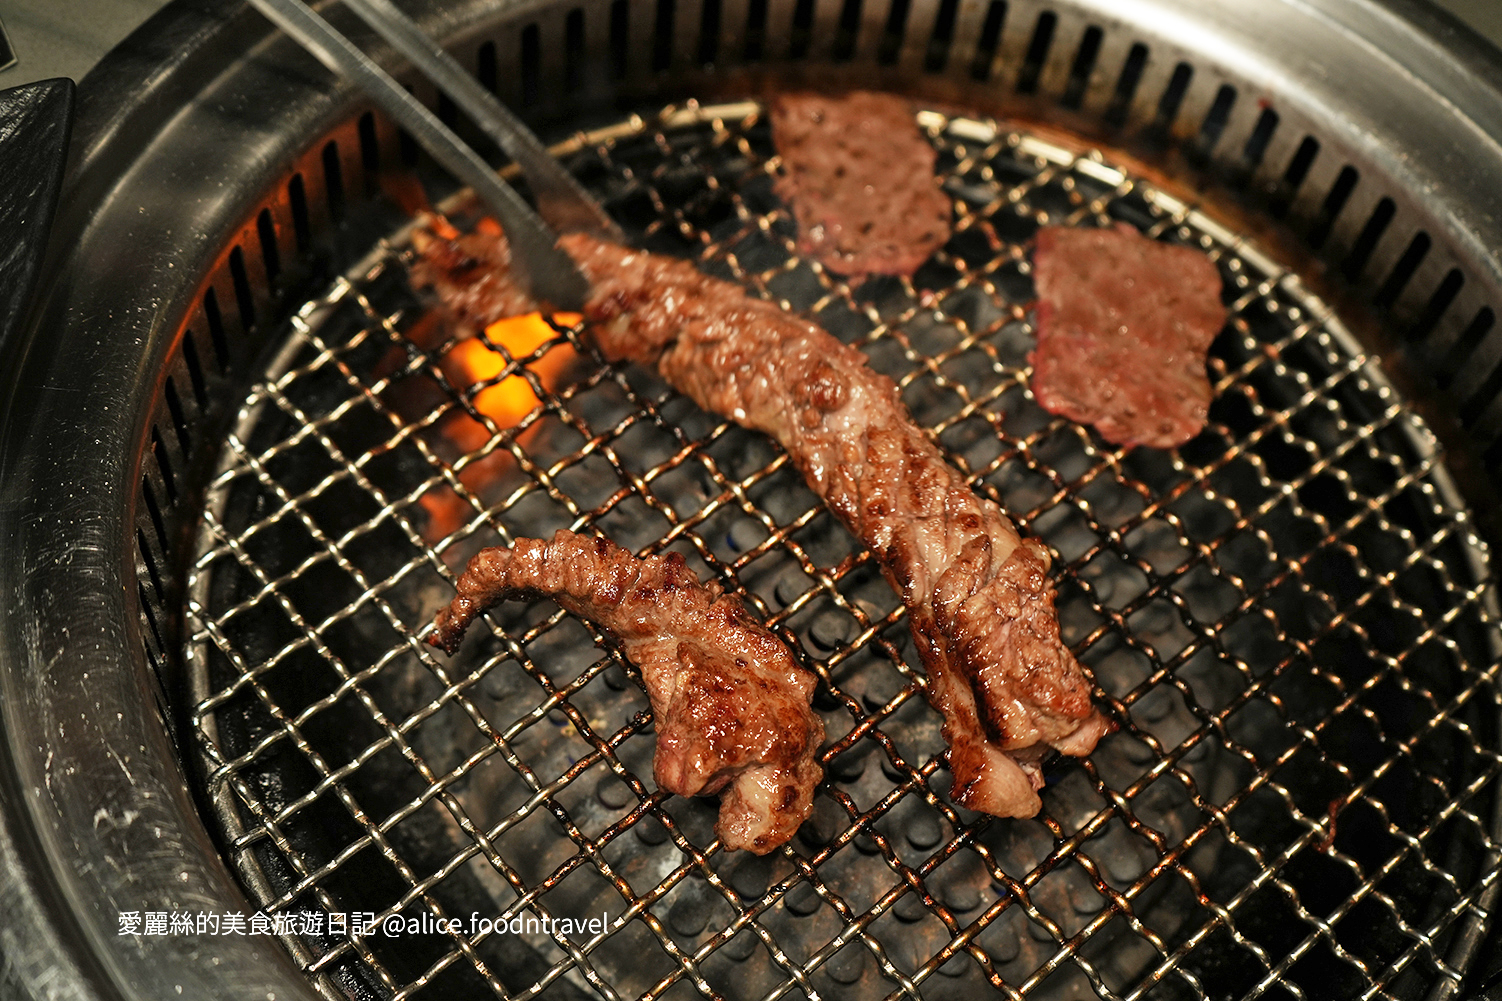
[182,103,1502,1000]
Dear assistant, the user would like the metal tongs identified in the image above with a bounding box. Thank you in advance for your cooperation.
[246,0,623,311]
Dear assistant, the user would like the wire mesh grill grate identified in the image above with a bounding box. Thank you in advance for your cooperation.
[185,102,1502,1001]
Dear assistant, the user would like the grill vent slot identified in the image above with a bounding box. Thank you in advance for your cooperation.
[923,0,960,72]
[1102,40,1147,124]
[228,246,257,331]
[566,8,586,86]
[163,377,192,461]
[436,90,458,125]
[288,173,312,251]
[742,0,767,60]
[1410,267,1465,344]
[150,428,177,505]
[137,582,167,670]
[1153,61,1193,131]
[1438,308,1497,390]
[202,288,230,373]
[357,111,381,180]
[1343,196,1396,280]
[255,209,281,284]
[831,0,858,62]
[655,0,677,68]
[699,0,723,63]
[1015,10,1057,93]
[968,0,1006,80]
[521,23,542,106]
[137,528,165,601]
[611,0,631,76]
[180,330,209,407]
[877,0,909,64]
[139,477,170,558]
[1271,135,1319,216]
[1241,106,1278,168]
[789,0,815,59]
[1197,82,1237,151]
[1308,164,1359,249]
[1461,360,1502,426]
[1375,231,1431,309]
[321,141,346,223]
[1060,24,1102,108]
[477,38,498,92]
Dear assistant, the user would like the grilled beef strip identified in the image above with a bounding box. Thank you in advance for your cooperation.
[430,530,824,854]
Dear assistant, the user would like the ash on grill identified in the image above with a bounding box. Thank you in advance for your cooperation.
[186,103,1502,1001]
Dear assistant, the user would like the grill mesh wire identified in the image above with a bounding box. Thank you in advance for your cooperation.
[186,103,1502,1001]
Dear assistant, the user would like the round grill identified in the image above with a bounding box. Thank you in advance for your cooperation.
[185,103,1502,1000]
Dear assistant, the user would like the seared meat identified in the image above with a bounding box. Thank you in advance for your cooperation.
[1030,223,1226,449]
[411,220,1110,818]
[408,215,537,328]
[430,530,823,854]
[770,91,951,279]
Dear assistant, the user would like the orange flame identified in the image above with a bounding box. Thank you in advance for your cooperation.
[421,311,582,541]
[446,312,581,437]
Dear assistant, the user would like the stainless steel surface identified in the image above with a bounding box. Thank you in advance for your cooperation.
[5,0,1502,91]
[5,0,1502,1000]
[0,0,164,87]
[184,102,1502,1000]
[246,0,590,308]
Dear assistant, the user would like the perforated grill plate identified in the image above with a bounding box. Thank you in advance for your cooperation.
[186,102,1502,1001]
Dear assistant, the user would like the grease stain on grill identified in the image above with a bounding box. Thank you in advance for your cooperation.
[183,105,1502,1001]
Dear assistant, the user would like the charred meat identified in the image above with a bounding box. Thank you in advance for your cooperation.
[430,530,824,854]
[1030,223,1226,449]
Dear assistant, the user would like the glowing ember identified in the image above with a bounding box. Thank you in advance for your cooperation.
[447,312,581,430]
[420,311,582,543]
